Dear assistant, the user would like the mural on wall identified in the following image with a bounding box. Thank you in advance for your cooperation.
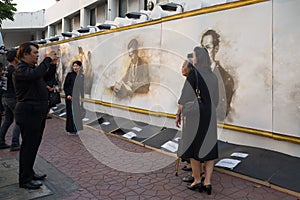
[110,38,150,98]
[272,0,300,136]
[49,43,94,97]
[200,29,235,121]
[160,2,273,131]
[41,1,300,138]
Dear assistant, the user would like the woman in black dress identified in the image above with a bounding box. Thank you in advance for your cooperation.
[63,60,84,135]
[176,47,219,195]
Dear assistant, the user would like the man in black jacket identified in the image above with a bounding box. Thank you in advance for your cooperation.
[13,42,57,189]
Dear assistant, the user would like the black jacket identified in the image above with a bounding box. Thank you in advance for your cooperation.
[44,63,58,87]
[63,71,84,99]
[2,65,16,98]
[13,57,52,102]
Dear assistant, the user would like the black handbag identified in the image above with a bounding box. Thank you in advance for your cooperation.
[49,90,61,106]
[182,70,202,116]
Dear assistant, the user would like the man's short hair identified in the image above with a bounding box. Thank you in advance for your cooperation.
[201,29,220,47]
[17,42,39,60]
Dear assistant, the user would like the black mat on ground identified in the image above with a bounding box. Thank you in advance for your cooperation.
[111,123,163,142]
[54,107,66,118]
[142,128,180,150]
[82,109,100,125]
[268,155,300,192]
[217,141,300,192]
[118,121,162,139]
[51,104,65,115]
[91,114,130,133]
[86,112,105,126]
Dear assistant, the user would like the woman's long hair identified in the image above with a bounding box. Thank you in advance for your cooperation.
[193,46,211,70]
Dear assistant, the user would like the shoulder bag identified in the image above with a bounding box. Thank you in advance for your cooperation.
[182,69,202,116]
[49,90,61,106]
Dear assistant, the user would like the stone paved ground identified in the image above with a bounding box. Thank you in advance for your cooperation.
[0,117,299,200]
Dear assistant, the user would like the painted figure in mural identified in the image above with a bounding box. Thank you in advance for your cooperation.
[56,45,70,91]
[63,60,84,136]
[56,45,93,97]
[111,39,150,98]
[201,29,235,120]
[76,46,93,96]
[176,47,218,195]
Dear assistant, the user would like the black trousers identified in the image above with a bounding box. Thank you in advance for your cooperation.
[14,101,48,184]
[65,98,83,132]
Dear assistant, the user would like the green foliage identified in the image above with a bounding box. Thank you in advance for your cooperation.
[0,0,17,27]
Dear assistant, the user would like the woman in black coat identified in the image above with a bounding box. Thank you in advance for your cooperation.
[176,47,219,195]
[63,60,84,135]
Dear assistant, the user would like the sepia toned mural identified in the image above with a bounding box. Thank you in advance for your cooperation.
[41,0,300,139]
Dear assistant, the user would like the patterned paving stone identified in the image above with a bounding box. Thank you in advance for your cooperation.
[0,117,299,199]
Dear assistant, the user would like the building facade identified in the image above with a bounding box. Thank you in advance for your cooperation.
[1,0,233,48]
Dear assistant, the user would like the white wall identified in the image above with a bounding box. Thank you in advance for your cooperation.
[44,0,101,25]
[2,10,44,29]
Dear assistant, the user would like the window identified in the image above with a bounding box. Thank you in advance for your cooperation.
[119,0,127,17]
[90,8,96,26]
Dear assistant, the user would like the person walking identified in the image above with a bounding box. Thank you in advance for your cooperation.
[63,60,84,135]
[0,49,21,151]
[13,42,57,189]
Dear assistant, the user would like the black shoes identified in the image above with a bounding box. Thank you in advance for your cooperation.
[19,173,47,189]
[0,142,10,149]
[186,182,203,192]
[20,180,42,189]
[181,165,192,171]
[182,172,205,183]
[202,184,212,195]
[33,173,47,180]
[182,175,194,183]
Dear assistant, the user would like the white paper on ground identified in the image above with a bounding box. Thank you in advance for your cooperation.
[132,127,142,132]
[101,122,110,125]
[230,152,249,158]
[82,118,89,122]
[58,112,66,117]
[161,141,178,152]
[122,131,137,139]
[215,158,241,170]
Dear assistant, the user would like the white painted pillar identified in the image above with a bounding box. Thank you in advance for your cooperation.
[80,8,89,28]
[62,17,70,32]
[35,31,42,40]
[107,0,118,21]
[47,25,52,38]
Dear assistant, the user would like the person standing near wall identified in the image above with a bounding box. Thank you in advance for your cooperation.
[63,60,84,135]
[44,50,59,119]
[0,49,21,151]
[176,47,219,195]
[13,42,57,189]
